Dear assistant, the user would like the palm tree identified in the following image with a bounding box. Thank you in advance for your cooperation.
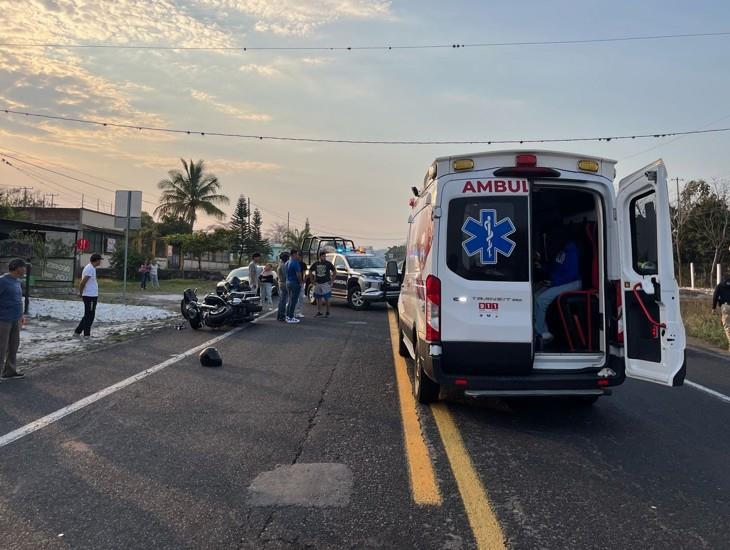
[154,159,229,230]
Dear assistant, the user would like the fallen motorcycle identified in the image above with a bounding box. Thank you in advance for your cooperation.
[180,277,262,330]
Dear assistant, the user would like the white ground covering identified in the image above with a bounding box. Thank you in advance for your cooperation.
[18,298,177,367]
[28,298,176,322]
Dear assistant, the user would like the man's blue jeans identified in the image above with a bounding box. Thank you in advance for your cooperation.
[286,283,301,319]
[277,285,289,320]
[534,280,582,335]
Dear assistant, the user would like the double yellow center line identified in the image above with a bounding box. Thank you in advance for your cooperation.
[387,310,506,550]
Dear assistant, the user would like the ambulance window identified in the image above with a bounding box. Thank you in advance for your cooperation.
[629,191,658,276]
[447,196,529,282]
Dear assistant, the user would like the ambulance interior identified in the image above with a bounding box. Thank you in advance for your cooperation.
[531,186,605,357]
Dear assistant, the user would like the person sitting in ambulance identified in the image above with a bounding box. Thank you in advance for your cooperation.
[534,231,582,343]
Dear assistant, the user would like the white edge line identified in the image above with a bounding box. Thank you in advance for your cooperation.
[685,380,730,404]
[0,309,277,449]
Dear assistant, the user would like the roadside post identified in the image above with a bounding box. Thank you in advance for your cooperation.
[718,264,722,286]
[114,190,142,301]
[690,263,695,289]
[23,261,31,315]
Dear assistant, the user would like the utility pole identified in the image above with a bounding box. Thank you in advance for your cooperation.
[81,194,85,209]
[45,193,59,207]
[287,211,290,234]
[18,186,33,207]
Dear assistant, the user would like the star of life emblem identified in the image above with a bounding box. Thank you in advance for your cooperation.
[461,209,517,265]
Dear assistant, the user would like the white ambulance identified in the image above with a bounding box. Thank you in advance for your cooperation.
[392,150,686,404]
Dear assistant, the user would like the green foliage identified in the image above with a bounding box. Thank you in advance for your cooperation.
[154,159,229,230]
[110,241,147,280]
[167,230,230,276]
[681,298,729,348]
[157,214,192,236]
[282,219,312,251]
[229,195,250,265]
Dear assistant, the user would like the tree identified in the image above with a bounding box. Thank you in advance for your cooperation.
[386,243,407,261]
[167,231,230,277]
[265,222,288,244]
[229,195,250,265]
[154,159,229,230]
[250,208,272,258]
[282,218,312,250]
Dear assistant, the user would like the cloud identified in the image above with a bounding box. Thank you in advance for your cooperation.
[195,0,392,36]
[190,90,272,122]
[239,64,281,77]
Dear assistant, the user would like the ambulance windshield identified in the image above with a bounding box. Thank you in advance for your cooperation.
[446,196,530,282]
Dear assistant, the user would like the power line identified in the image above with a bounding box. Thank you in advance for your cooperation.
[4,108,730,146]
[0,148,157,207]
[1,31,729,52]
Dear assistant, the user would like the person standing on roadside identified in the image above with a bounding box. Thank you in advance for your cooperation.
[276,252,290,322]
[0,259,27,381]
[139,261,150,290]
[260,263,275,310]
[74,253,102,339]
[310,251,336,317]
[712,274,730,351]
[294,255,308,319]
[285,249,303,324]
[149,260,160,289]
[248,252,261,293]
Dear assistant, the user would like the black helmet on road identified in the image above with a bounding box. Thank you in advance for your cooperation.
[199,347,222,367]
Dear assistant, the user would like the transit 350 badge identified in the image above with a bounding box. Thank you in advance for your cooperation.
[461,209,516,265]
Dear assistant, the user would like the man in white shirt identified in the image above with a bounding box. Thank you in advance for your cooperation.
[74,253,102,338]
[248,252,261,293]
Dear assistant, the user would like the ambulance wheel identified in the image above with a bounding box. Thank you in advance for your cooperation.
[413,353,440,404]
[348,287,368,311]
[398,329,409,357]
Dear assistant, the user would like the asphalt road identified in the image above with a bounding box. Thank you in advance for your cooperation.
[0,301,728,549]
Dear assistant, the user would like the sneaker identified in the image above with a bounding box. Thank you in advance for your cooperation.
[296,313,305,318]
[541,331,555,343]
[315,312,323,317]
[286,317,301,324]
[72,332,82,339]
[1,372,25,381]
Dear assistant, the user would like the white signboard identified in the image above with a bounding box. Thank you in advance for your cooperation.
[114,190,143,229]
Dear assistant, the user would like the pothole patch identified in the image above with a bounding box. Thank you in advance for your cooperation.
[248,463,353,508]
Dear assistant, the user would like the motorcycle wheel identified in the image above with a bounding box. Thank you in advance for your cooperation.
[204,305,233,326]
[180,299,189,319]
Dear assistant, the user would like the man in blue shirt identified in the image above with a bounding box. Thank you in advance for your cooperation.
[285,249,303,324]
[0,258,27,381]
[534,236,582,343]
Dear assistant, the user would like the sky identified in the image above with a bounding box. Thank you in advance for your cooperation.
[1,0,730,247]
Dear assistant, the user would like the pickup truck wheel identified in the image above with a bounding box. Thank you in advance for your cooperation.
[347,287,368,311]
[413,353,440,404]
[307,284,317,305]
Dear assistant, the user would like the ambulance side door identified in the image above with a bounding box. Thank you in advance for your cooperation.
[616,160,686,386]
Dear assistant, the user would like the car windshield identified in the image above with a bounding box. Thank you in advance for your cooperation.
[228,268,249,280]
[346,256,386,269]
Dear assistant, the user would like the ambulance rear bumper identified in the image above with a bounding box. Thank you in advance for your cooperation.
[421,343,626,393]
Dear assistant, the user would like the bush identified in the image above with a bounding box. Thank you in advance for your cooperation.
[681,298,728,348]
[110,244,148,280]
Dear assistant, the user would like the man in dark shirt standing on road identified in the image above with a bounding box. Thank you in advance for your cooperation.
[712,275,730,351]
[0,258,27,381]
[310,251,336,317]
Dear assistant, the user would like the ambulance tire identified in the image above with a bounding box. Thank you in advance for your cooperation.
[413,353,440,404]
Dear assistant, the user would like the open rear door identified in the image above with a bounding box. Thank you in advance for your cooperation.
[617,160,686,386]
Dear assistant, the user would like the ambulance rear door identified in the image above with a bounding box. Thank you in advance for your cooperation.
[438,177,533,375]
[616,160,686,386]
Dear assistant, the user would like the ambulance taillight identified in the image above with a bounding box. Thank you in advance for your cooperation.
[425,275,441,342]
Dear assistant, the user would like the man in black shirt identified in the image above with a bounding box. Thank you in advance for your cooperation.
[310,251,336,317]
[712,275,730,351]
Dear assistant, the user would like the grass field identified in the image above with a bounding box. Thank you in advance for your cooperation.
[681,297,728,350]
[97,278,217,296]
